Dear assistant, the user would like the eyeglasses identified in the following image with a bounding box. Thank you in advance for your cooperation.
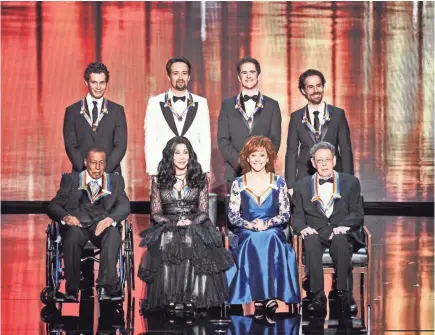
[315,159,332,165]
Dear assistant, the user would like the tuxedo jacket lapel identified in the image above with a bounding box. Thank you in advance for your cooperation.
[94,99,110,135]
[250,102,265,133]
[310,171,342,218]
[320,104,331,141]
[300,108,316,143]
[181,103,198,136]
[159,101,179,136]
[234,94,252,131]
[81,100,98,139]
[329,175,345,218]
[309,176,328,218]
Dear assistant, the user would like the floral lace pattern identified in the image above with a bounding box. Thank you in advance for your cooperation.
[150,177,209,225]
[228,174,291,228]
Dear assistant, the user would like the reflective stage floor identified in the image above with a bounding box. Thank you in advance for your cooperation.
[1,214,433,334]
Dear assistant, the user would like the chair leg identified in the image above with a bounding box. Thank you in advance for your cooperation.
[220,303,226,318]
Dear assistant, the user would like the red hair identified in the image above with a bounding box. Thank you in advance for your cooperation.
[239,136,277,174]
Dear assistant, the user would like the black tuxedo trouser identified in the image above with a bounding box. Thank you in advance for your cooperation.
[60,224,121,293]
[303,233,353,293]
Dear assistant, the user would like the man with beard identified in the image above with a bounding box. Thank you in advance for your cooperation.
[63,62,127,175]
[144,56,211,177]
[285,69,354,197]
[218,57,282,192]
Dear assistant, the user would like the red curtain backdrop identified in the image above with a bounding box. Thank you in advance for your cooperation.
[2,1,433,201]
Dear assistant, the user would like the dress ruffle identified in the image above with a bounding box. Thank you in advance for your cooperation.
[138,219,233,283]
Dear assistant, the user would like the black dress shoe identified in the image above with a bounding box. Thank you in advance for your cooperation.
[64,290,79,303]
[254,300,266,312]
[97,287,111,301]
[307,291,327,313]
[165,302,176,315]
[339,291,358,314]
[184,302,195,315]
[265,299,278,314]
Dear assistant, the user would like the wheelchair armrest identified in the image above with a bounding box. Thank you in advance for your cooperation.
[362,226,371,259]
[47,221,61,242]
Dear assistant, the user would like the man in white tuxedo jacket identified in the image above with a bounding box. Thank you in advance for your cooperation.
[144,56,211,176]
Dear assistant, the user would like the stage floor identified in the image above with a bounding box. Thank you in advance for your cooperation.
[1,214,433,334]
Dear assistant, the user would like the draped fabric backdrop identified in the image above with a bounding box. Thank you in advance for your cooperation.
[2,1,434,201]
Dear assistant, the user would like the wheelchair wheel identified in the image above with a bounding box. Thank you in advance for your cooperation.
[45,225,54,287]
[124,221,135,295]
[40,305,60,323]
[130,232,135,291]
[40,286,55,305]
[125,252,132,300]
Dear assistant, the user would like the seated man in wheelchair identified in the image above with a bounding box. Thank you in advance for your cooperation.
[292,141,364,314]
[47,147,130,302]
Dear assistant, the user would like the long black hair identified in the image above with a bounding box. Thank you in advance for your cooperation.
[156,136,206,190]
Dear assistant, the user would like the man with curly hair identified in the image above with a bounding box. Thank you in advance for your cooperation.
[285,69,354,197]
[63,62,127,174]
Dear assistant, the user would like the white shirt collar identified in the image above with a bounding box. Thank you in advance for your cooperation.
[241,90,259,98]
[85,170,102,187]
[86,94,104,122]
[168,89,189,102]
[86,93,104,107]
[308,100,326,123]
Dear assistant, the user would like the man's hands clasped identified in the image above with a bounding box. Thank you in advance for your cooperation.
[300,226,350,239]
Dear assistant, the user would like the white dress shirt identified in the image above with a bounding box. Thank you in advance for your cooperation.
[241,90,259,119]
[168,90,189,136]
[308,100,326,127]
[86,93,104,123]
[86,170,102,187]
[317,172,334,218]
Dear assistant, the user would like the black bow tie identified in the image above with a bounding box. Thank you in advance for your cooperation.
[243,94,259,102]
[173,96,186,103]
[319,177,333,185]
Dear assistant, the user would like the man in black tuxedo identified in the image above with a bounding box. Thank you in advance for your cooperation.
[218,57,282,192]
[285,69,354,196]
[292,141,363,314]
[63,62,127,174]
[48,148,130,302]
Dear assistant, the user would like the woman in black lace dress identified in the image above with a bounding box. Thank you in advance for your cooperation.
[138,136,234,312]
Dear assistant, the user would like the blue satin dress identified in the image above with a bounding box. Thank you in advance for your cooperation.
[225,173,300,304]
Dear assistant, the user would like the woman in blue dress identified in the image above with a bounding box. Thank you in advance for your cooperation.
[226,136,300,316]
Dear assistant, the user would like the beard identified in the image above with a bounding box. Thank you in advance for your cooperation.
[307,93,323,105]
[174,81,187,91]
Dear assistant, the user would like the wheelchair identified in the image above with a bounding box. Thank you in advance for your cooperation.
[40,219,135,307]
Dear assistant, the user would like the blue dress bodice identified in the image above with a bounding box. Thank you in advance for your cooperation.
[239,186,280,222]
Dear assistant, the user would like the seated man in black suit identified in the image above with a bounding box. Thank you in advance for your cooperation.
[48,147,130,302]
[292,141,364,314]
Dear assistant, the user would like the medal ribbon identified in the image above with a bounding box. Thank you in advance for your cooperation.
[301,102,330,140]
[80,98,109,130]
[164,92,195,121]
[234,92,264,125]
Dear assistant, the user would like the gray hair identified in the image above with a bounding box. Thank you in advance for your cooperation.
[309,141,336,158]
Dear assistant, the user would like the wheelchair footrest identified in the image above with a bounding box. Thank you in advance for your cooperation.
[54,292,79,303]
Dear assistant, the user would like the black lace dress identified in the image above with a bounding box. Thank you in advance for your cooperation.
[138,178,234,310]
